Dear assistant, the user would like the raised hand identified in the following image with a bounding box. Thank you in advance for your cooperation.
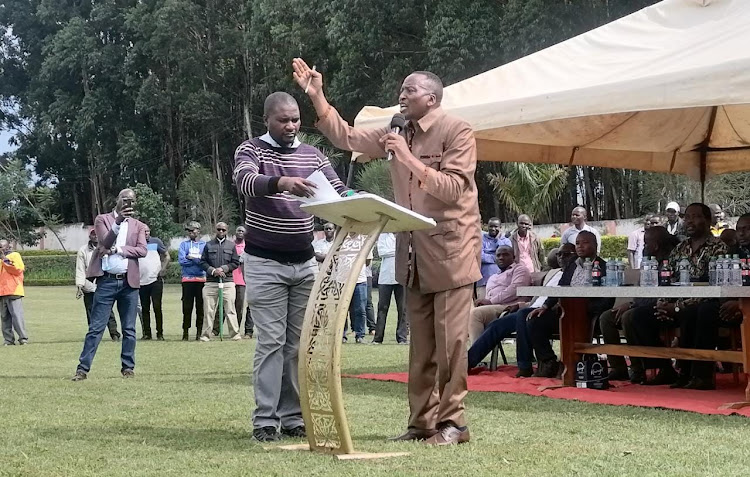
[292,58,322,97]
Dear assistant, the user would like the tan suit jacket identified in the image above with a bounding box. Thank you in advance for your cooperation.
[317,106,481,294]
[86,212,148,289]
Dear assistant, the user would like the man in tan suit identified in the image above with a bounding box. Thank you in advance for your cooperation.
[293,59,481,445]
[72,189,147,381]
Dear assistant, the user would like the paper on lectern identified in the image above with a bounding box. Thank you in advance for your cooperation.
[288,170,341,204]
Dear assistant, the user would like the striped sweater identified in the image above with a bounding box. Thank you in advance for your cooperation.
[233,135,349,263]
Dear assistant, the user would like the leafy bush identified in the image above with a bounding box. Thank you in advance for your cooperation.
[542,236,628,259]
[15,250,75,257]
[22,255,185,285]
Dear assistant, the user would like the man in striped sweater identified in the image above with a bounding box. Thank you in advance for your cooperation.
[233,91,352,442]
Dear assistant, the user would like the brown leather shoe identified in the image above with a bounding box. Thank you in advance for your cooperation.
[388,428,437,442]
[425,425,470,446]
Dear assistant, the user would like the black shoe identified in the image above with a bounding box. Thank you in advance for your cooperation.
[141,335,152,340]
[644,368,679,386]
[683,377,715,390]
[533,359,560,378]
[195,335,200,341]
[669,375,691,389]
[629,369,647,384]
[253,426,281,442]
[281,425,306,439]
[607,369,630,381]
[515,367,533,378]
[156,334,165,341]
[243,333,253,340]
[122,369,135,378]
[71,371,87,382]
[182,330,189,341]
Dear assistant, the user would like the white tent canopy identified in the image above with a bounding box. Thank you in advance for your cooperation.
[353,0,750,180]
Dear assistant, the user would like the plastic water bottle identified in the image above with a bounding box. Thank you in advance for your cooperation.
[102,254,111,272]
[617,258,626,286]
[742,258,750,286]
[605,259,615,287]
[709,256,717,286]
[592,260,603,286]
[731,254,742,286]
[717,255,726,286]
[678,258,690,286]
[641,256,656,287]
[583,258,593,287]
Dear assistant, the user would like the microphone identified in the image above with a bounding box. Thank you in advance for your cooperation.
[386,113,406,161]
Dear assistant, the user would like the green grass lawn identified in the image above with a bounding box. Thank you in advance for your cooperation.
[2,286,750,476]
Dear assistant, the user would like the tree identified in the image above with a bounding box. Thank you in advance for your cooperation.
[132,183,180,242]
[177,164,238,229]
[0,157,60,246]
[355,161,394,202]
[488,163,568,223]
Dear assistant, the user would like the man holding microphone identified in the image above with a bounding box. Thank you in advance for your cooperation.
[293,59,481,445]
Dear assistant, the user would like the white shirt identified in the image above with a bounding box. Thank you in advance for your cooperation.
[336,234,373,284]
[312,237,334,269]
[259,132,302,149]
[627,227,645,269]
[530,270,563,308]
[560,224,601,252]
[377,233,397,285]
[106,211,129,274]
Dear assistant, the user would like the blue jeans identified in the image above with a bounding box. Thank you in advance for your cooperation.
[77,276,139,373]
[345,282,367,339]
[468,307,535,370]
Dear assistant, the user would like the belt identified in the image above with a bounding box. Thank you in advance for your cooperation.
[103,272,128,280]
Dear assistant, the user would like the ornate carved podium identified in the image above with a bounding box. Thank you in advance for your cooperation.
[279,194,434,459]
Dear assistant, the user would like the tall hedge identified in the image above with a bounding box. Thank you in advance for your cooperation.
[22,255,183,286]
[541,236,629,259]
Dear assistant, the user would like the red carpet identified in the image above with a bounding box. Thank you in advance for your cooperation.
[346,366,750,417]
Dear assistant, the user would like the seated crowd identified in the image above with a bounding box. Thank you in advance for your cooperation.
[469,203,748,391]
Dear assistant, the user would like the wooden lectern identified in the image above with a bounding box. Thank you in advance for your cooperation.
[277,193,434,459]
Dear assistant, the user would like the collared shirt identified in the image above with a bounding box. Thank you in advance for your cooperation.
[484,262,531,305]
[315,105,481,294]
[106,211,129,274]
[258,131,302,149]
[377,233,397,285]
[560,224,601,252]
[138,237,167,286]
[668,235,727,282]
[478,232,512,287]
[312,237,335,269]
[76,243,98,293]
[711,222,730,238]
[666,219,683,236]
[516,234,535,275]
[570,258,591,286]
[233,240,246,286]
[627,227,645,269]
[530,270,563,308]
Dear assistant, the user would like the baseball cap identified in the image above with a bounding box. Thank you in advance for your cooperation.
[666,201,680,213]
[185,221,202,231]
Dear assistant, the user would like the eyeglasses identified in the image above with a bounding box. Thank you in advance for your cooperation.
[216,228,227,232]
[324,228,335,231]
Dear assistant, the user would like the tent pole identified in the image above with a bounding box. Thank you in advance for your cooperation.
[700,151,706,203]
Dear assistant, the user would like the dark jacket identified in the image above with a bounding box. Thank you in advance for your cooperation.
[543,256,615,316]
[200,238,240,283]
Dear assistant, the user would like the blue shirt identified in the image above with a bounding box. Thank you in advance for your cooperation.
[178,240,206,280]
[478,232,511,287]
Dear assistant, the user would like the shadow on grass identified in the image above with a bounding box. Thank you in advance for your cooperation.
[39,424,253,452]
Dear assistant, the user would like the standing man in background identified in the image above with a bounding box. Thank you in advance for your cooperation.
[561,206,601,252]
[199,222,241,341]
[76,228,120,341]
[1,240,29,346]
[178,222,206,341]
[509,215,545,273]
[312,222,336,265]
[373,232,408,345]
[138,226,169,340]
[295,59,481,445]
[477,218,510,300]
[233,225,254,339]
[72,189,147,381]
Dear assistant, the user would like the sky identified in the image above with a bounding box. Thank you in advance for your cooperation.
[0,128,17,154]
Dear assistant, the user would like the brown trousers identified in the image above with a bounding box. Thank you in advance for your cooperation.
[407,269,473,430]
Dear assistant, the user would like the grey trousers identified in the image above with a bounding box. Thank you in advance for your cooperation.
[1,296,28,344]
[245,254,317,430]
